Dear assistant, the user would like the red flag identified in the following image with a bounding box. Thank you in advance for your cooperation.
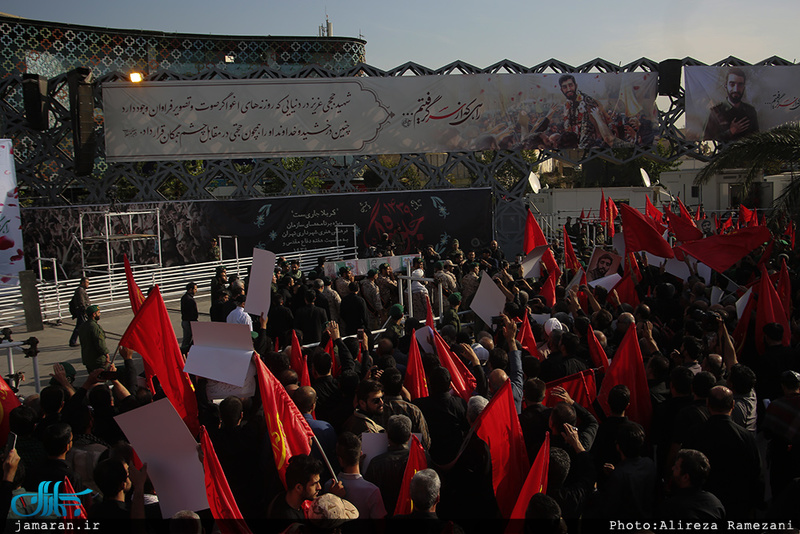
[580,209,585,220]
[433,330,476,402]
[509,433,550,524]
[587,328,609,371]
[119,287,200,436]
[516,314,543,361]
[695,204,702,220]
[199,427,251,532]
[425,295,435,329]
[778,258,793,321]
[393,435,428,516]
[626,253,642,283]
[599,190,607,225]
[676,226,771,274]
[677,197,696,223]
[540,271,556,308]
[597,326,652,429]
[645,196,664,224]
[324,337,339,378]
[612,272,640,308]
[253,354,314,485]
[61,475,87,520]
[524,210,561,280]
[732,294,755,349]
[619,203,674,259]
[404,331,428,399]
[740,205,756,227]
[290,331,311,387]
[721,214,733,233]
[755,265,790,353]
[563,226,580,273]
[474,380,530,518]
[607,197,618,238]
[667,210,703,243]
[123,254,146,314]
[0,376,20,445]
[786,222,796,249]
[545,369,597,416]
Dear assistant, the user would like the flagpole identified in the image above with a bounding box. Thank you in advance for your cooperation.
[311,434,339,484]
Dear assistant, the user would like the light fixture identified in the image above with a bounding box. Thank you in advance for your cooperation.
[129,72,143,83]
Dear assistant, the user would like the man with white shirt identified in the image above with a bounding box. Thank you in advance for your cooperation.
[226,294,252,331]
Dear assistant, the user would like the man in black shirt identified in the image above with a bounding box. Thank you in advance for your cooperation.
[180,281,198,353]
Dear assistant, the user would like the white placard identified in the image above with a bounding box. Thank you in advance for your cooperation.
[245,248,276,317]
[588,273,622,292]
[710,286,723,306]
[520,245,549,278]
[470,272,507,326]
[531,314,551,326]
[206,361,257,399]
[183,322,253,387]
[360,432,422,474]
[114,399,208,518]
[565,268,585,292]
[415,326,435,355]
[736,288,752,319]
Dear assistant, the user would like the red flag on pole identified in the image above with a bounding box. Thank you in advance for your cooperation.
[619,203,674,259]
[324,337,339,378]
[695,204,702,220]
[540,271,556,308]
[524,210,561,280]
[599,190,607,226]
[778,258,793,321]
[253,354,314,486]
[474,380,530,518]
[62,475,88,528]
[607,197,618,238]
[544,369,597,415]
[645,195,664,225]
[119,287,200,436]
[433,330,476,402]
[612,272,640,308]
[676,226,771,274]
[290,330,311,387]
[586,328,609,371]
[667,210,703,243]
[516,314,543,361]
[677,197,696,223]
[123,254,146,314]
[404,331,428,400]
[597,326,652,429]
[580,209,585,220]
[425,295,435,329]
[508,433,550,525]
[755,265,791,353]
[740,205,756,227]
[0,376,20,445]
[199,427,252,533]
[563,226,581,273]
[393,435,428,516]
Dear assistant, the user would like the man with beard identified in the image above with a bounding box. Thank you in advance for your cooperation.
[704,68,759,142]
[558,74,610,149]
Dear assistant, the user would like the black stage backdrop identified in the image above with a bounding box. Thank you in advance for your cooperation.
[22,189,493,277]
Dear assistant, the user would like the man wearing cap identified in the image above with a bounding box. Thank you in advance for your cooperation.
[78,305,109,372]
[361,269,383,329]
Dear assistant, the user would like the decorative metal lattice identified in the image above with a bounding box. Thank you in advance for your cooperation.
[0,15,793,255]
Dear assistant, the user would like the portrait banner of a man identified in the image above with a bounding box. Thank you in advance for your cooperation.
[587,247,621,282]
[685,65,800,142]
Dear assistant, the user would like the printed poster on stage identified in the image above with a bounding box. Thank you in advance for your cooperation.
[0,141,24,286]
[104,72,658,161]
[685,65,800,141]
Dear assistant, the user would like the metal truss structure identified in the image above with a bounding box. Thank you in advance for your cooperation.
[0,17,793,254]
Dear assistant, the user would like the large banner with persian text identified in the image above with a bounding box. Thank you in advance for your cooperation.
[685,65,800,142]
[103,73,658,161]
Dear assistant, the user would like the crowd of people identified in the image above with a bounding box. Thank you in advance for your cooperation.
[7,228,800,533]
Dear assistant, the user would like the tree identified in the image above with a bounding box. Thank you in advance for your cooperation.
[694,123,800,214]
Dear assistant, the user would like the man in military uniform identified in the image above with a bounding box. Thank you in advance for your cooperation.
[69,277,91,347]
[361,269,383,329]
[78,305,109,372]
[376,263,398,311]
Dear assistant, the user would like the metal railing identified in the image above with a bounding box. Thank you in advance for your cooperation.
[0,244,358,330]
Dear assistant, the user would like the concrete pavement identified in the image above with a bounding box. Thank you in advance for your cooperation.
[1,295,211,400]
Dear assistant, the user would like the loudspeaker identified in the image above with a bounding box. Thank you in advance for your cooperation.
[658,59,682,97]
[68,67,96,176]
[22,74,49,130]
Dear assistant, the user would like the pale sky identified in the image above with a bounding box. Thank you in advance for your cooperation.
[3,0,797,70]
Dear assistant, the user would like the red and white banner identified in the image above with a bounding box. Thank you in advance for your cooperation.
[104,72,658,161]
[0,141,24,286]
[685,66,800,141]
